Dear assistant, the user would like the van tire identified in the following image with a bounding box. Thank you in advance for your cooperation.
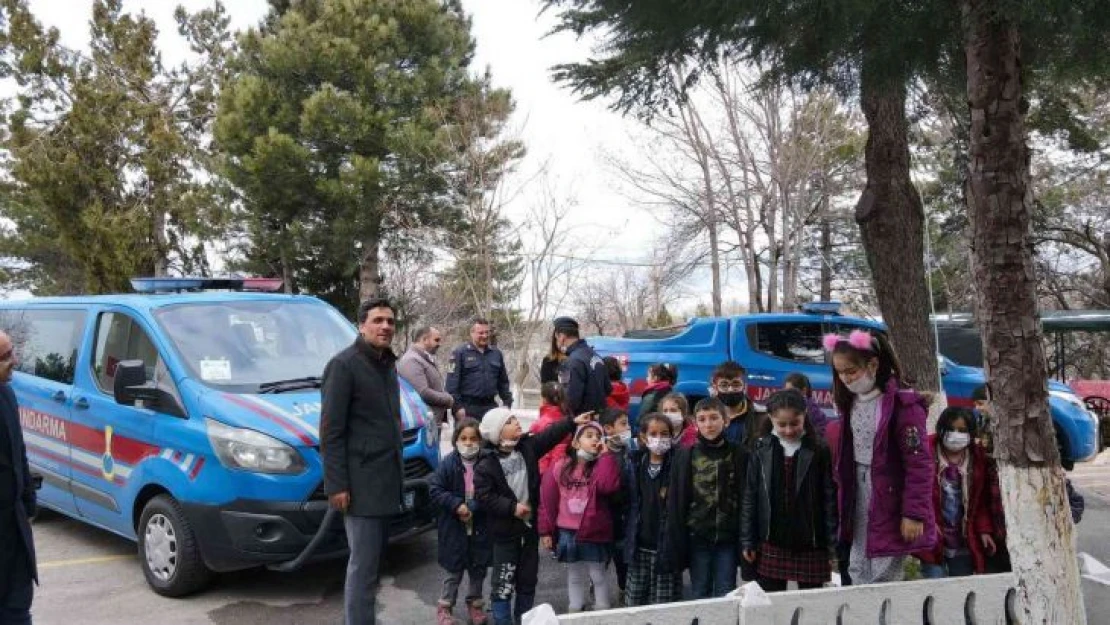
[138,494,212,597]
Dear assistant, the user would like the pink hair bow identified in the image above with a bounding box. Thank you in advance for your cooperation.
[822,330,876,352]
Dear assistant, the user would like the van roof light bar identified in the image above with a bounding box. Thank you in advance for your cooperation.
[129,277,284,293]
[800,301,842,315]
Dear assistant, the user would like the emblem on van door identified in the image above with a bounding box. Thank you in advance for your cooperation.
[101,425,116,480]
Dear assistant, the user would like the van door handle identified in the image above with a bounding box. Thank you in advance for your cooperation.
[74,397,90,410]
[52,390,66,402]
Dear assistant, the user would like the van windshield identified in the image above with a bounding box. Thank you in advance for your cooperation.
[153,300,356,392]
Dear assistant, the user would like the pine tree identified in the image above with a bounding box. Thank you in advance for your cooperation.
[216,0,483,315]
[0,0,232,293]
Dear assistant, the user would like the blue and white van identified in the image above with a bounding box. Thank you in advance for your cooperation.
[3,278,440,596]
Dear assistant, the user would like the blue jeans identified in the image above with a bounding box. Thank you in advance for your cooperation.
[921,554,974,579]
[689,537,738,598]
[343,515,389,625]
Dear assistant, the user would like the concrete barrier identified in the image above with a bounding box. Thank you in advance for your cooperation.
[558,597,738,625]
[549,573,1018,625]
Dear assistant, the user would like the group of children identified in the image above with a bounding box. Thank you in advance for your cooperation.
[427,329,1066,625]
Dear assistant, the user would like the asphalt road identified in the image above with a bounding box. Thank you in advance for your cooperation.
[25,449,1110,624]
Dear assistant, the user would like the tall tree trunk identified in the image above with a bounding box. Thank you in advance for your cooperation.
[152,208,168,277]
[708,216,723,316]
[279,238,294,294]
[359,227,382,303]
[855,67,942,395]
[820,197,833,301]
[963,1,1085,621]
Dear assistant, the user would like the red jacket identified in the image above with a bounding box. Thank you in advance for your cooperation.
[607,381,631,411]
[678,423,697,449]
[531,404,570,475]
[914,435,995,573]
[539,452,623,543]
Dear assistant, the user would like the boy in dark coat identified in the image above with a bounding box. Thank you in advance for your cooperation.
[475,407,591,625]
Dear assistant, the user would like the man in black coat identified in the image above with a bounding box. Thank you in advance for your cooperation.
[322,299,404,625]
[0,330,37,625]
[553,317,611,415]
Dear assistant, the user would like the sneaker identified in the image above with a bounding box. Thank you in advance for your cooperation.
[437,604,454,625]
[466,602,488,625]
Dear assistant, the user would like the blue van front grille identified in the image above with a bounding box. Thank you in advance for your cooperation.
[404,458,433,480]
[402,427,420,446]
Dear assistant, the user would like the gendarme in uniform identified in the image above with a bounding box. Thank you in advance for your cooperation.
[446,320,512,422]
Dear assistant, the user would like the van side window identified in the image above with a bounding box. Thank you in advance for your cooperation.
[93,312,179,403]
[746,322,825,364]
[0,308,85,384]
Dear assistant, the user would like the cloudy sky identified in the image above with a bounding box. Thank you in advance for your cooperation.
[19,0,726,309]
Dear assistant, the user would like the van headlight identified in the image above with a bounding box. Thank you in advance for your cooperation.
[206,418,306,474]
[425,411,439,448]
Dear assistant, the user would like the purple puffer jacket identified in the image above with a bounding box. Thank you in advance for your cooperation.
[835,380,937,557]
[806,397,830,439]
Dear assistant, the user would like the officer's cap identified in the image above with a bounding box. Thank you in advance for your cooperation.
[553,316,579,333]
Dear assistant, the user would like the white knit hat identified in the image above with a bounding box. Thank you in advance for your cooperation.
[479,407,515,446]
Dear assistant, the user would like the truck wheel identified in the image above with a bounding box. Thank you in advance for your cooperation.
[138,494,212,597]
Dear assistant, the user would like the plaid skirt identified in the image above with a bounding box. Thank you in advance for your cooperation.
[756,542,831,585]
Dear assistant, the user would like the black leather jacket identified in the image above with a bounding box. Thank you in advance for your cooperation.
[740,435,837,555]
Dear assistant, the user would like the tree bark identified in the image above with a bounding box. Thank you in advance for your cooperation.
[963,0,1085,621]
[279,237,294,295]
[820,196,833,301]
[855,68,941,394]
[359,226,382,303]
[708,212,723,316]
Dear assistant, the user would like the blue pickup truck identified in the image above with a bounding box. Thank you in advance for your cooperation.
[589,303,1099,464]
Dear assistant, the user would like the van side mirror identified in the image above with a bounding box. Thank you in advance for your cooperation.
[113,360,152,406]
[112,360,184,417]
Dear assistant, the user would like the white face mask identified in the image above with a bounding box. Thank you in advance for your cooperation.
[943,431,971,452]
[608,430,632,449]
[500,437,519,449]
[664,412,685,433]
[646,436,672,456]
[577,448,599,462]
[846,373,877,396]
[456,443,480,460]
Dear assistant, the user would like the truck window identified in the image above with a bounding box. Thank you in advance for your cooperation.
[746,322,825,364]
[0,308,85,384]
[92,312,180,404]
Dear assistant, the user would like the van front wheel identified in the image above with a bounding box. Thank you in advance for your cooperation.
[138,494,212,597]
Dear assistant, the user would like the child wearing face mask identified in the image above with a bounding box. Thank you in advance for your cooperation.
[429,418,492,625]
[600,408,634,603]
[711,361,768,451]
[475,408,592,625]
[915,407,997,579]
[624,413,683,606]
[538,422,623,612]
[741,390,836,592]
[659,392,697,449]
[666,397,749,598]
[825,330,936,585]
